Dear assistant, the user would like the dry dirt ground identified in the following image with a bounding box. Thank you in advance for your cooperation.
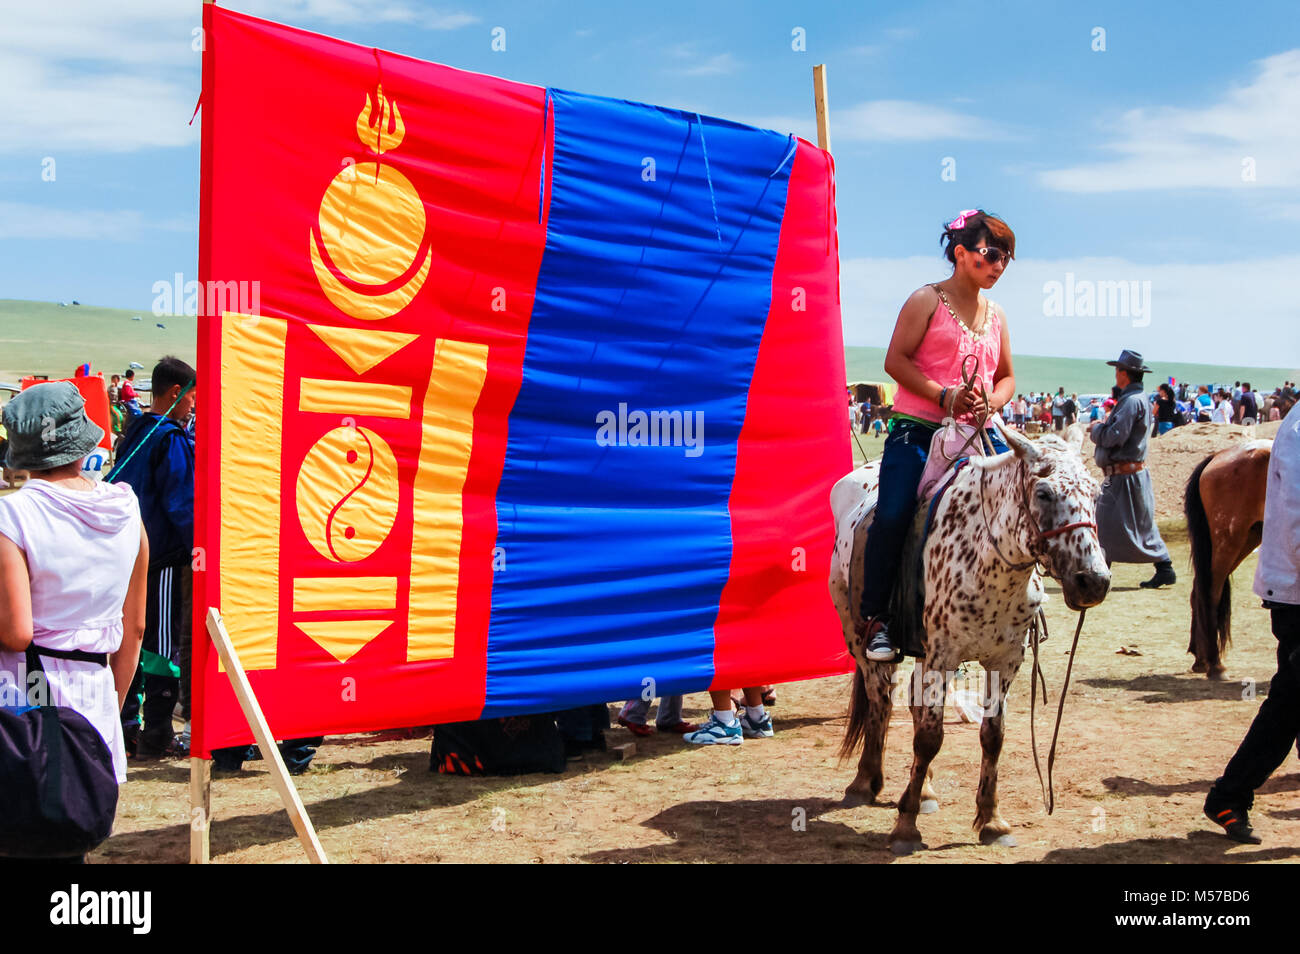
[97,527,1298,864]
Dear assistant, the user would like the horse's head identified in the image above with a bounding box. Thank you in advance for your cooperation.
[1001,426,1111,610]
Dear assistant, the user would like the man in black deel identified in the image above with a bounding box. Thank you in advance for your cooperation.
[1090,350,1176,589]
[112,356,196,759]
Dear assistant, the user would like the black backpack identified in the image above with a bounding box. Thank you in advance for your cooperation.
[431,715,566,776]
[0,646,119,858]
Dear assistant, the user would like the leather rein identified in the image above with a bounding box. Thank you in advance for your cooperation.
[930,348,1096,814]
[966,414,1095,816]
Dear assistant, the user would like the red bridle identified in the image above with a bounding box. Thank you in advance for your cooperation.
[979,461,1099,572]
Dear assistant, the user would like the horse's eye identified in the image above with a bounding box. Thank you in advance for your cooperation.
[1036,487,1052,501]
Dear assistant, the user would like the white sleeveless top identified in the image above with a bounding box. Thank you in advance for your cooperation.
[0,479,142,782]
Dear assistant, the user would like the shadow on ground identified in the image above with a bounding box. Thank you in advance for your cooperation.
[1101,772,1300,799]
[580,798,894,863]
[1029,829,1300,863]
[1082,672,1265,704]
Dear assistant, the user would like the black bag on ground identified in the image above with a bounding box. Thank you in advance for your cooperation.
[431,714,566,776]
[0,646,119,858]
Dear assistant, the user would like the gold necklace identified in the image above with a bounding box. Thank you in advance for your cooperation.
[934,284,986,337]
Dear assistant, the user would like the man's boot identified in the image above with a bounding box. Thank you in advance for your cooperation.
[1140,559,1177,588]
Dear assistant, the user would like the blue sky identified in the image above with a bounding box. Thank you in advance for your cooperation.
[2,0,1298,367]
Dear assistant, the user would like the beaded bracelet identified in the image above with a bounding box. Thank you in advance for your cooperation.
[939,386,948,411]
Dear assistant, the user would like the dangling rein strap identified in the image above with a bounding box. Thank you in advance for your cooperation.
[941,353,997,464]
[1030,608,1086,815]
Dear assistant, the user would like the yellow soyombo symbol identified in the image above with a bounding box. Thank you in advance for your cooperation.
[215,91,492,670]
[295,425,400,563]
[310,84,432,321]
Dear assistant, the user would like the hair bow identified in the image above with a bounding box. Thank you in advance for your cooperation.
[947,209,979,230]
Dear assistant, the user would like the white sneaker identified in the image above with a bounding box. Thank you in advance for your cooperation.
[683,713,743,745]
[739,711,774,738]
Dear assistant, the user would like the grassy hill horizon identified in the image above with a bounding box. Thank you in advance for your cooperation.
[2,299,1294,397]
[846,346,1298,399]
[0,299,198,385]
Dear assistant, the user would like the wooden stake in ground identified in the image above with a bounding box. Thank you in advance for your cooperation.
[813,63,831,153]
[194,608,329,864]
[189,756,211,863]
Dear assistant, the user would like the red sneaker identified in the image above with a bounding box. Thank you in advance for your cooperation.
[617,716,654,737]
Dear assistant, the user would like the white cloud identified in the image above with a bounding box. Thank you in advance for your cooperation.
[677,53,740,77]
[841,254,1300,368]
[745,99,1007,143]
[0,0,477,155]
[0,202,191,240]
[234,0,478,29]
[1039,49,1300,192]
[2,54,201,154]
[664,43,739,77]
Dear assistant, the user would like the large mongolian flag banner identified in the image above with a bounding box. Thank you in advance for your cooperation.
[194,6,851,754]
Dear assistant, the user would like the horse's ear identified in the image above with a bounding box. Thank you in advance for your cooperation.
[1002,425,1041,463]
[1065,422,1085,456]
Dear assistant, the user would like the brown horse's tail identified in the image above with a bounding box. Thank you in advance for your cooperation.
[1185,454,1231,665]
[839,665,870,761]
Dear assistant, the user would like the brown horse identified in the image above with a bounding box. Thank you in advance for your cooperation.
[1184,440,1272,678]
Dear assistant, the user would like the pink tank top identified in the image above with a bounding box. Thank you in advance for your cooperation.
[891,287,1002,425]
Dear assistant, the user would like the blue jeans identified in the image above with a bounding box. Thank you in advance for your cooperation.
[618,695,684,727]
[858,419,1008,620]
[1157,421,1174,436]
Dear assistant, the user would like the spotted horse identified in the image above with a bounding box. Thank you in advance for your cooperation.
[828,423,1111,853]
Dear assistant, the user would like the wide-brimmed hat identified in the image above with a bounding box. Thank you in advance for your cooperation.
[2,381,104,470]
[1106,349,1152,374]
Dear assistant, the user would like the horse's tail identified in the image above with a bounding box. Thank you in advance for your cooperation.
[839,665,870,762]
[1185,453,1230,663]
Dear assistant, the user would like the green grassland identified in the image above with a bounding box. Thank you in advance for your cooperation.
[0,299,197,386]
[0,299,1292,399]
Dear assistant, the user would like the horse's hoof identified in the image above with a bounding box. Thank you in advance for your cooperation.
[1206,666,1227,681]
[842,786,879,808]
[1191,660,1208,674]
[979,831,1017,847]
[889,839,925,856]
[919,799,939,815]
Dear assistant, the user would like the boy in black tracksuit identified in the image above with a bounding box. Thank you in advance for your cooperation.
[112,356,196,759]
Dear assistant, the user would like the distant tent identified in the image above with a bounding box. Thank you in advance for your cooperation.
[849,381,895,406]
[156,322,166,329]
[129,361,144,369]
[132,315,142,321]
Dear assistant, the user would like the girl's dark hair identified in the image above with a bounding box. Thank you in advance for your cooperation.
[941,210,1016,265]
[1158,383,1174,399]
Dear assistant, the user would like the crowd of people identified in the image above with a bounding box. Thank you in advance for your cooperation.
[851,379,1294,445]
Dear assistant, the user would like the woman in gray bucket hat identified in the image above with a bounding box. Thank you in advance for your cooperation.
[0,382,150,819]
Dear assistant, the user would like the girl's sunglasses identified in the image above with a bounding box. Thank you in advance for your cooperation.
[971,246,1011,266]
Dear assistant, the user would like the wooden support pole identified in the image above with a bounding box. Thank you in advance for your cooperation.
[203,608,329,864]
[189,757,211,864]
[813,64,831,153]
